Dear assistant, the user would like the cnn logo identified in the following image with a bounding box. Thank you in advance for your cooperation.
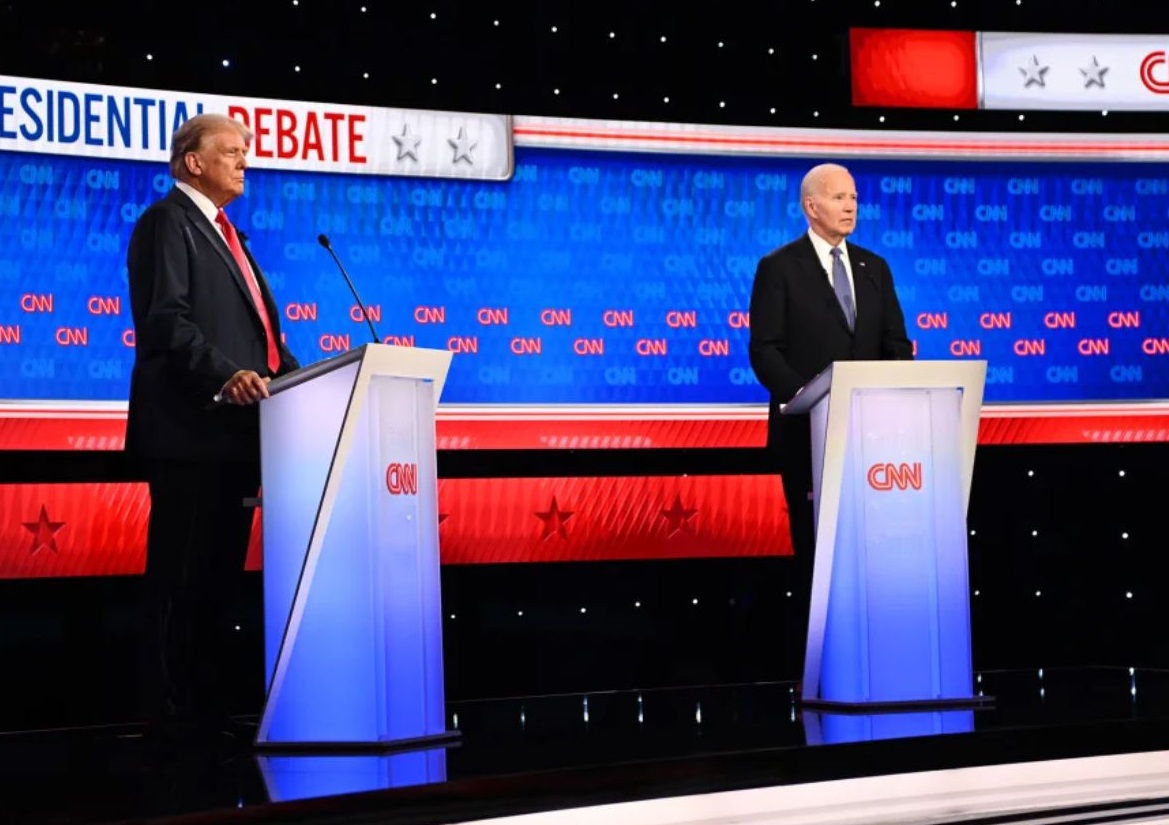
[385,462,419,495]
[867,462,923,491]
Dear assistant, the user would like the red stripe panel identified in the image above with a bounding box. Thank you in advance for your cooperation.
[0,476,791,579]
[4,412,1169,450]
[850,28,978,109]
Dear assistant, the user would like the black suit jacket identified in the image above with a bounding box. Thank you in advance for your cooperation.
[125,187,299,463]
[748,233,913,461]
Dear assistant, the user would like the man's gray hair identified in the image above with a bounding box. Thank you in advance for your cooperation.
[799,163,851,217]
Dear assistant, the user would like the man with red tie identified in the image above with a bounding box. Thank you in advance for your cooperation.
[126,113,299,748]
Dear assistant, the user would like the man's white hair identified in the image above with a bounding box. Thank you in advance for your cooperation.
[799,163,852,219]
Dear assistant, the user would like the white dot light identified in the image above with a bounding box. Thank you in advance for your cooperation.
[579,607,586,614]
[449,613,456,619]
[719,101,725,108]
[1019,114,1026,120]
[495,82,501,89]
[493,19,499,26]
[813,110,819,117]
[222,59,230,67]
[660,35,667,43]
[954,114,960,121]
[970,529,976,536]
[146,54,153,61]
[768,47,775,55]
[1122,532,1130,539]
[771,107,777,114]
[1032,529,1039,536]
[785,591,792,597]
[517,610,523,616]
[554,88,560,95]
[1103,110,1109,116]
[718,41,724,48]
[663,96,670,103]
[974,589,981,596]
[1119,470,1126,477]
[879,115,886,122]
[610,32,616,38]
[612,92,619,99]
[430,11,436,19]
[294,65,300,72]
[431,77,437,84]
[292,0,297,4]
[1027,470,1035,477]
[360,5,366,10]
[1126,591,1133,599]
[634,600,641,607]
[874,0,880,5]
[1035,590,1042,597]
[363,72,369,79]
[551,25,557,32]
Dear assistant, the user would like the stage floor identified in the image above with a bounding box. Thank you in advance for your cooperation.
[3,666,1169,825]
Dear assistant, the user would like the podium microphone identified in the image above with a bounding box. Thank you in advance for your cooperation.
[318,233,380,344]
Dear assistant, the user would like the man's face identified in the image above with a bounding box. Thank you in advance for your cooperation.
[805,168,858,245]
[186,126,249,207]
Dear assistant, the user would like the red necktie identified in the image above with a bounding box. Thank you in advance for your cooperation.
[215,209,281,374]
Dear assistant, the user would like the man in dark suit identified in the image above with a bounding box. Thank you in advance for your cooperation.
[126,112,299,745]
[748,162,913,676]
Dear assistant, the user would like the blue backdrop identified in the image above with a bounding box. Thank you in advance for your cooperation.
[1,147,1166,403]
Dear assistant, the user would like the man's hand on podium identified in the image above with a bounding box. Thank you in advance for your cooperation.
[216,370,271,405]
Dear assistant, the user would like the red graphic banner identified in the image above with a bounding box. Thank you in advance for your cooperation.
[0,475,791,580]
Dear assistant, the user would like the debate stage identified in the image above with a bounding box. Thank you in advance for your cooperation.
[3,667,1169,824]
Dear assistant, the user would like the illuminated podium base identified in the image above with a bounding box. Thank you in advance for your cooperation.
[255,343,460,752]
[784,360,992,711]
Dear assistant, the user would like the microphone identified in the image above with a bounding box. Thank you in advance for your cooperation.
[318,234,380,345]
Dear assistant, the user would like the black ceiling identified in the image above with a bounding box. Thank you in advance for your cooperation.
[3,1,1169,134]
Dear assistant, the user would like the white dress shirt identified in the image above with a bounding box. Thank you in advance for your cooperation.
[806,228,858,315]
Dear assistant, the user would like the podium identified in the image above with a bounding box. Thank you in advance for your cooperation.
[254,343,459,751]
[782,360,989,710]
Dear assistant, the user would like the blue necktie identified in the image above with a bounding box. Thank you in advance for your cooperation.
[830,247,855,331]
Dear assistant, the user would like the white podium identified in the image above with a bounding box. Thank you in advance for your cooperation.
[254,343,458,750]
[782,360,989,709]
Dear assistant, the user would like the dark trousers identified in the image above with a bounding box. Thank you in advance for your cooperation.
[141,458,259,729]
[778,414,816,679]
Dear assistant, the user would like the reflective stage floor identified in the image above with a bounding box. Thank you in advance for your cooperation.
[4,667,1169,825]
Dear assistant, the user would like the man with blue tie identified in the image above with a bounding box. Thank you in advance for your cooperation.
[748,162,913,680]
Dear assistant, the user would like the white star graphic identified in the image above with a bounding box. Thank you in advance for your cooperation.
[447,127,477,165]
[392,123,422,161]
[1080,56,1109,88]
[1019,55,1050,88]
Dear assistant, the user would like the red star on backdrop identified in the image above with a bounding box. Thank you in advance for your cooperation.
[535,496,574,541]
[659,494,698,537]
[22,504,66,555]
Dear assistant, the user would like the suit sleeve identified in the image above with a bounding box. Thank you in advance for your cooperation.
[748,255,807,403]
[877,258,914,360]
[129,207,243,397]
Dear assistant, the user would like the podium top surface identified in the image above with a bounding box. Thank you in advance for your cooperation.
[268,348,365,396]
[781,360,988,415]
[267,343,454,400]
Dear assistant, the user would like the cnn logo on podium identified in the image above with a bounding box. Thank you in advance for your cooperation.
[385,462,419,496]
[867,462,923,491]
